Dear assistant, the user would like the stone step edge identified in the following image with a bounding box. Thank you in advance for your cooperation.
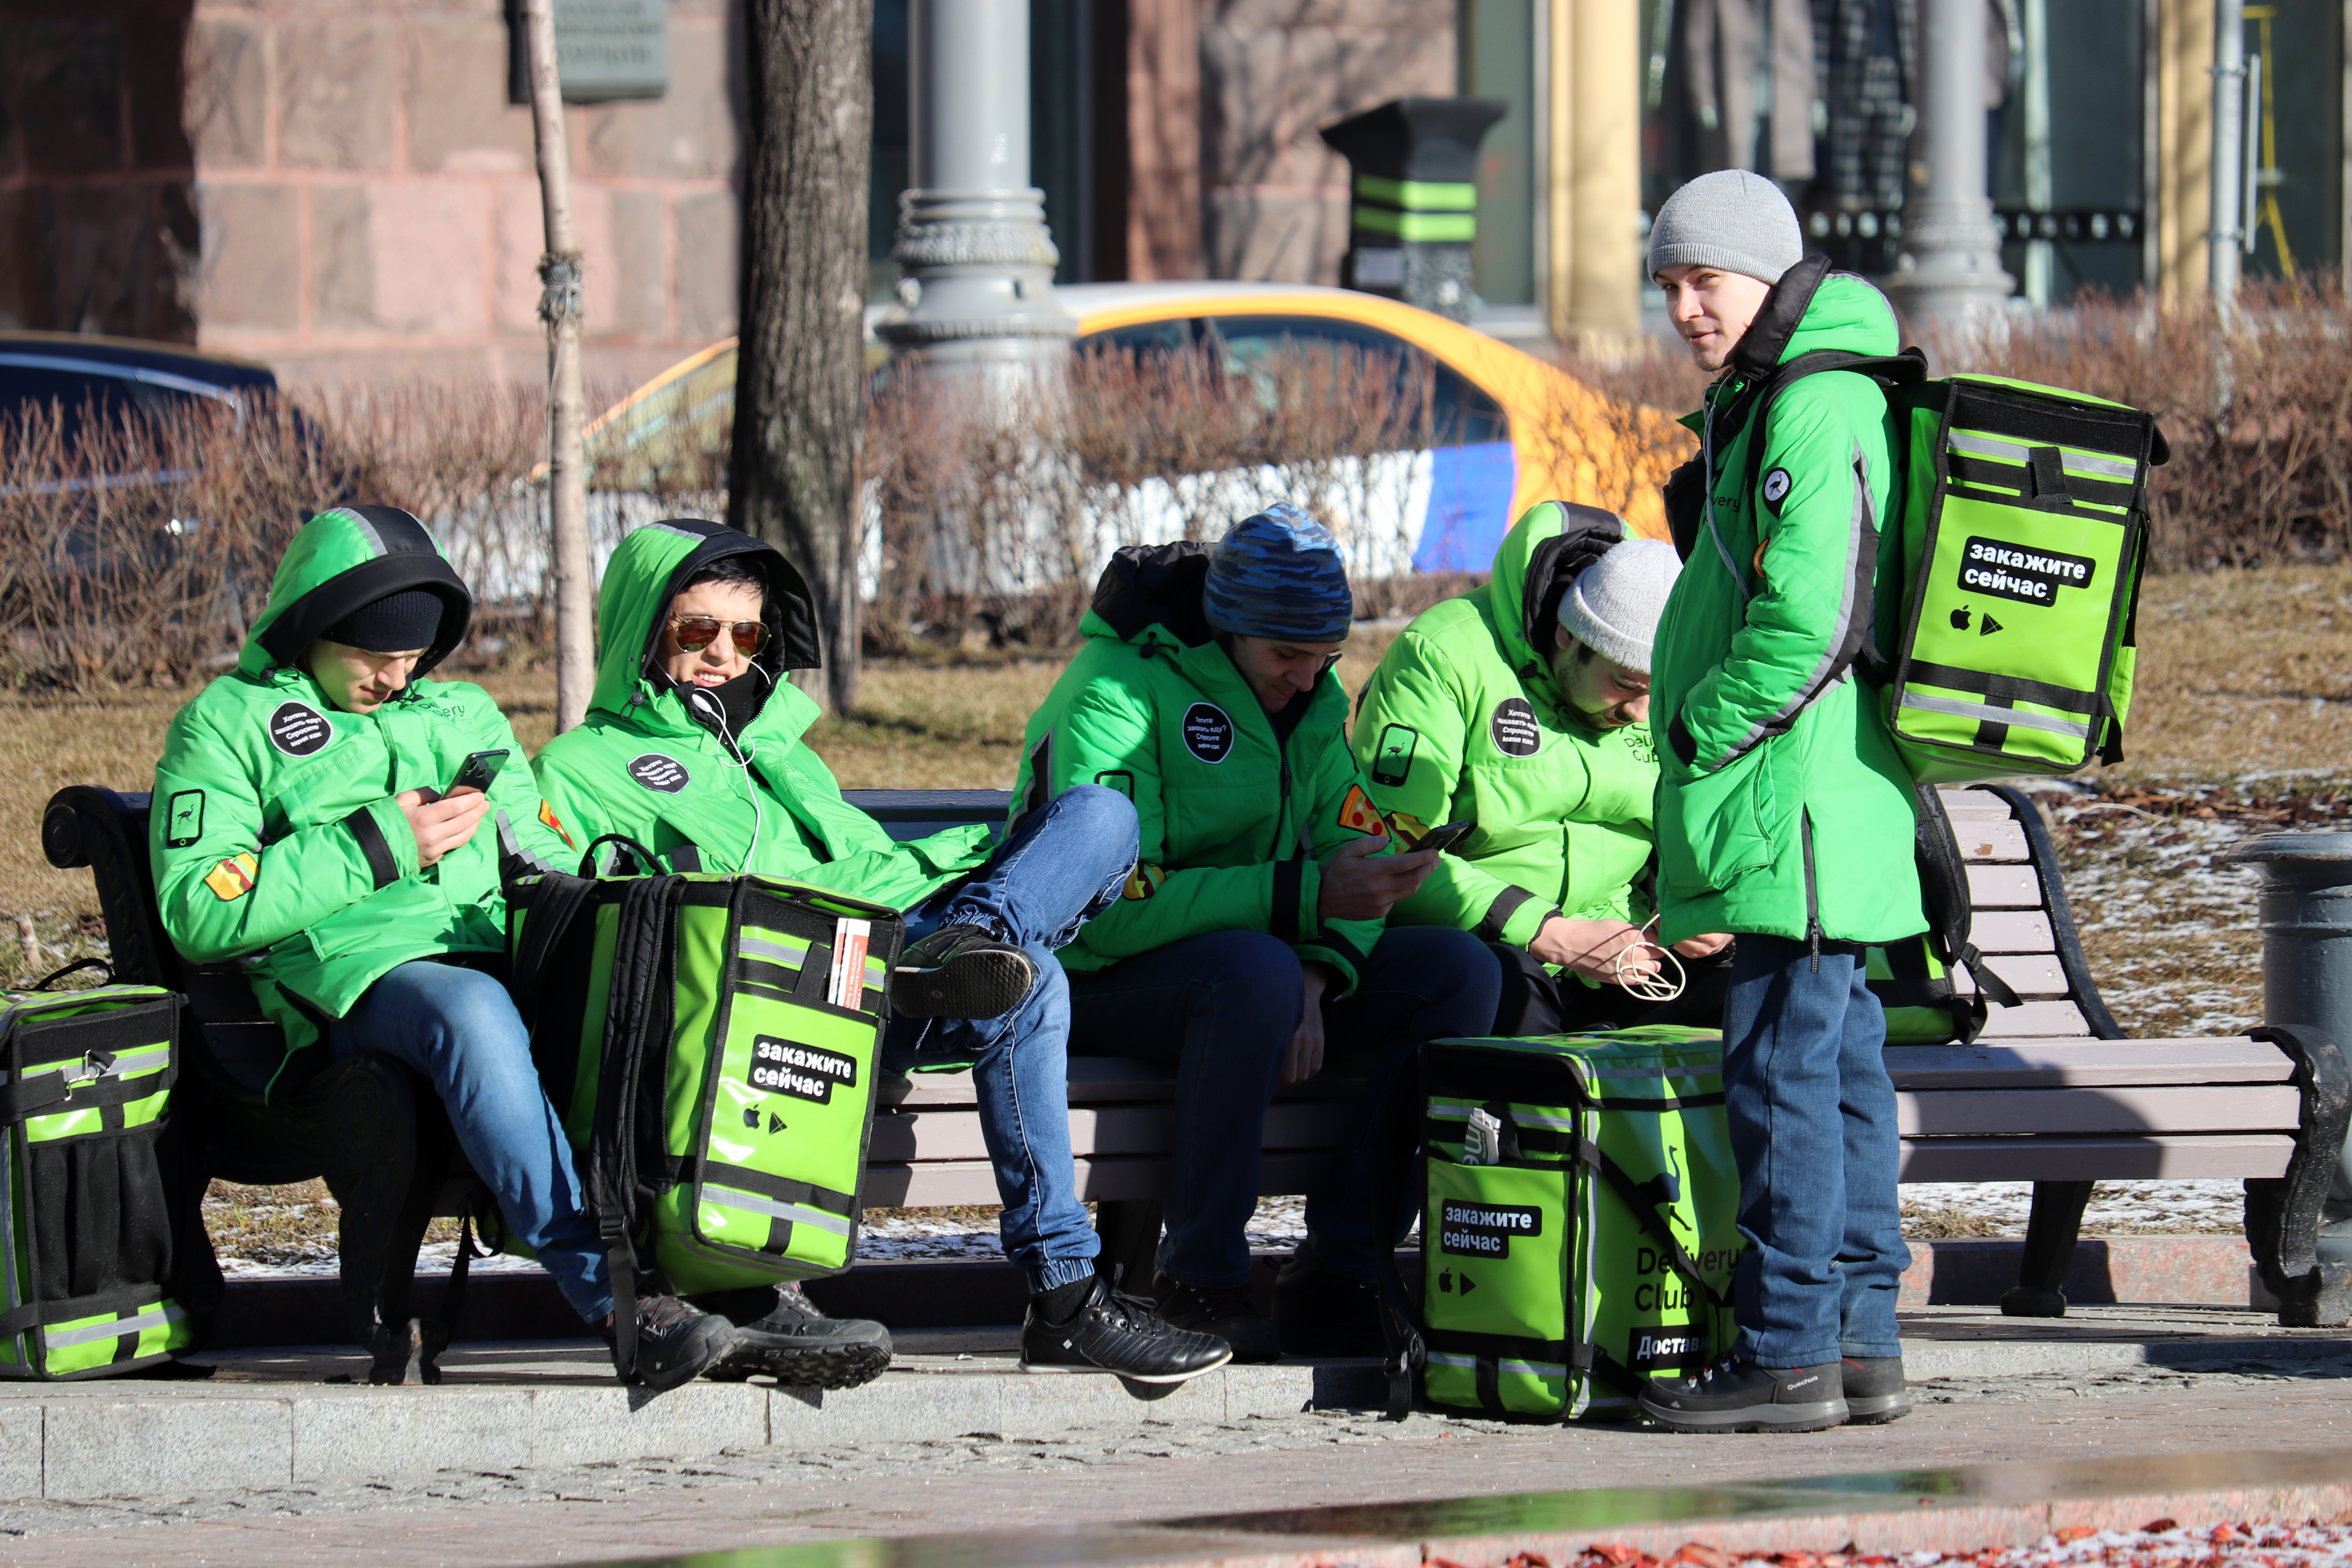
[205,1234,2265,1348]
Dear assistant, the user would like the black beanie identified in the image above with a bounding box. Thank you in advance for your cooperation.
[321,588,447,655]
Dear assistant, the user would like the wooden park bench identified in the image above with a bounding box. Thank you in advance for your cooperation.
[42,779,2352,1367]
[856,785,2352,1328]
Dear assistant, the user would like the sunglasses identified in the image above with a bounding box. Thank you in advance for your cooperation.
[668,615,768,655]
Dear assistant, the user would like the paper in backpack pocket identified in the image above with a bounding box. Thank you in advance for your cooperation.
[826,918,871,1009]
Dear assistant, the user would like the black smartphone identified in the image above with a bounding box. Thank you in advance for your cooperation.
[447,748,509,795]
[1412,820,1473,855]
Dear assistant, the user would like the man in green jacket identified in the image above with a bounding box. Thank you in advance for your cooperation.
[1016,507,1501,1361]
[533,519,1231,1386]
[150,506,738,1390]
[1352,500,1732,1034]
[1632,171,1925,1434]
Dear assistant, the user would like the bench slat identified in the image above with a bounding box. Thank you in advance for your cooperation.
[1971,910,2056,953]
[1938,789,2017,821]
[863,1152,1337,1208]
[1954,821,2030,863]
[1975,999,2091,1037]
[1960,953,2067,999]
[1896,1132,2293,1181]
[893,1061,1367,1111]
[870,1100,1354,1164]
[1967,863,2044,909]
[1900,1084,2301,1136]
[1886,1037,2294,1088]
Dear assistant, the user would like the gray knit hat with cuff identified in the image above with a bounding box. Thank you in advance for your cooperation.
[1646,169,1805,285]
[1557,538,1682,674]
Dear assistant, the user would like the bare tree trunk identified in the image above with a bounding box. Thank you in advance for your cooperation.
[521,0,594,733]
[731,0,873,715]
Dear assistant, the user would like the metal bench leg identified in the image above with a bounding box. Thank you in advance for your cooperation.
[2000,1180,2093,1318]
[2248,1025,2352,1327]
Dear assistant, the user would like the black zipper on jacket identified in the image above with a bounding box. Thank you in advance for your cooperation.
[1800,808,1822,971]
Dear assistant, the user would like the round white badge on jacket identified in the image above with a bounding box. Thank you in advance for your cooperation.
[1762,467,1793,507]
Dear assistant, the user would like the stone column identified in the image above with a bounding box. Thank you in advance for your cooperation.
[876,0,1076,363]
[1890,0,2014,333]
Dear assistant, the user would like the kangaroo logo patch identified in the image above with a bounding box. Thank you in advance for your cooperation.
[267,701,332,758]
[1180,702,1235,764]
[1370,723,1418,787]
[1489,697,1542,757]
[627,754,690,793]
[1761,467,1793,511]
[164,790,205,848]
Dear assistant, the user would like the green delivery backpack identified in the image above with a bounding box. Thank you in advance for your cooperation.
[1374,1026,1740,1422]
[0,962,194,1378]
[1878,374,2168,783]
[506,847,902,1378]
[1712,319,2168,786]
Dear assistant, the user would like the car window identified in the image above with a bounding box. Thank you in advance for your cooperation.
[1090,319,1192,356]
[0,361,225,448]
[1195,314,1509,448]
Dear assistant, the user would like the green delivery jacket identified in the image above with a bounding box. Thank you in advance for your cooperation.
[530,519,993,905]
[148,507,578,1075]
[1010,543,1390,995]
[1352,501,1659,949]
[1650,261,1925,946]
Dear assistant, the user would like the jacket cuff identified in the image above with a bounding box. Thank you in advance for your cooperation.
[1477,885,1538,943]
[1498,895,1562,950]
[1295,938,1363,998]
[346,799,415,889]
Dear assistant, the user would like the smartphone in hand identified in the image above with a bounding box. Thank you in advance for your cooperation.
[1411,820,1473,855]
[447,748,509,796]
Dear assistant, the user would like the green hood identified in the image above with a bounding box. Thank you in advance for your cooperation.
[1729,260,1901,375]
[587,519,824,737]
[239,506,473,679]
[1483,501,1628,679]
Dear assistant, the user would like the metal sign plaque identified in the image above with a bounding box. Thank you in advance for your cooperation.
[508,0,668,104]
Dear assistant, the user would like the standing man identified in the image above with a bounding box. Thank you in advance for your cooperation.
[1015,508,1499,1361]
[1633,171,1924,1433]
[1350,500,1732,1036]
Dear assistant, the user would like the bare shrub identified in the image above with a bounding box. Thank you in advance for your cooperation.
[1922,281,2352,571]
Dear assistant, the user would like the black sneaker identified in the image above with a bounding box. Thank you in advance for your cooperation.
[695,1283,893,1388]
[1638,1356,1847,1432]
[892,924,1037,1019]
[600,1293,740,1393]
[1841,1354,1910,1425]
[1271,1258,1385,1358]
[1154,1274,1281,1364]
[1020,1275,1232,1382]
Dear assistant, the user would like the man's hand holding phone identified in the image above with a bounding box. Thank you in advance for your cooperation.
[395,750,507,867]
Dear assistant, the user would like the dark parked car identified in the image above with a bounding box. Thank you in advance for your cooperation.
[0,332,280,444]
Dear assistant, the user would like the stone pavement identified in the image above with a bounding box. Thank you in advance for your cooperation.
[0,1308,2345,1565]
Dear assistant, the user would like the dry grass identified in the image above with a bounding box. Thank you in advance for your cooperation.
[2119,563,2352,780]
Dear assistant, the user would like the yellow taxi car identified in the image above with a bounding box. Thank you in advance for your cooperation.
[583,281,1687,566]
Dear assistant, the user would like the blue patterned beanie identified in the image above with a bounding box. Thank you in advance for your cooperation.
[1200,504,1354,642]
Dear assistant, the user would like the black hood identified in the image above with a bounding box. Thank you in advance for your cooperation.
[1091,542,1216,646]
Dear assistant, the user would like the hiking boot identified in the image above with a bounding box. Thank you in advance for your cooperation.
[892,924,1036,1019]
[1153,1274,1281,1364]
[1638,1356,1847,1433]
[695,1283,893,1389]
[601,1293,740,1393]
[1841,1355,1910,1425]
[1271,1258,1385,1358]
[1020,1274,1232,1383]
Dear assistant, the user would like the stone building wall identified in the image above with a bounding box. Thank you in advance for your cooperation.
[1196,0,1454,285]
[182,0,744,388]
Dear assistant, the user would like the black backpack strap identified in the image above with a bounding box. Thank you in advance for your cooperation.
[1570,1136,1732,1313]
[506,871,599,1032]
[29,957,113,991]
[1370,1054,1427,1421]
[580,833,665,878]
[585,874,685,1380]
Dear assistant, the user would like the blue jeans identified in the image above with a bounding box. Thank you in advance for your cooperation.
[1067,924,1500,1290]
[327,961,612,1325]
[1720,935,1909,1366]
[881,783,1137,1294]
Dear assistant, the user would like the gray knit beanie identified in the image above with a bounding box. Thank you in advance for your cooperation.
[1645,169,1805,285]
[1558,539,1681,674]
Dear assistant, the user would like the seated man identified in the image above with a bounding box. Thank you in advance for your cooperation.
[533,518,1228,1384]
[1015,505,1501,1362]
[150,505,737,1390]
[1352,503,1732,1037]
